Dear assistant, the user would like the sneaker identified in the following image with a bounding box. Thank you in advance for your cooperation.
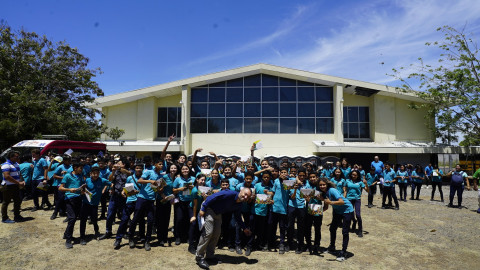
[31,207,40,212]
[65,240,73,249]
[196,256,209,270]
[145,241,151,251]
[98,232,112,240]
[2,218,15,224]
[80,238,87,245]
[175,237,181,245]
[245,247,252,256]
[158,240,165,247]
[262,245,268,252]
[236,246,243,255]
[129,238,135,249]
[295,248,303,254]
[188,245,196,255]
[113,239,121,249]
[228,246,235,252]
[447,203,453,208]
[50,213,57,220]
[357,231,364,238]
[63,217,68,223]
[336,251,346,262]
[279,244,285,255]
[285,245,290,252]
[323,246,335,254]
[394,207,399,210]
[14,215,26,222]
[367,204,372,208]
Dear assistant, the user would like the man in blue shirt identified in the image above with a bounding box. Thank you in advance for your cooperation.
[371,156,384,176]
[31,149,52,211]
[424,163,433,188]
[2,151,25,223]
[195,188,252,269]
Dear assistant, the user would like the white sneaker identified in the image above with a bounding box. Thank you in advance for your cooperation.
[336,256,345,262]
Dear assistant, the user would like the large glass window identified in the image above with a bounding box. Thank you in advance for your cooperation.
[158,107,182,138]
[191,74,334,133]
[343,106,370,139]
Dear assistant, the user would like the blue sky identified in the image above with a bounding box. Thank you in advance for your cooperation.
[2,0,480,97]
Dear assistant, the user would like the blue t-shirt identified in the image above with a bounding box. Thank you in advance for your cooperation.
[52,164,72,187]
[344,179,365,200]
[99,167,111,180]
[19,162,33,185]
[126,174,141,204]
[432,169,444,182]
[425,166,433,176]
[366,173,377,186]
[139,170,163,201]
[254,181,272,216]
[236,172,259,185]
[396,170,409,184]
[271,178,289,215]
[159,174,174,199]
[47,161,59,181]
[61,173,85,199]
[83,177,110,205]
[411,171,425,184]
[371,161,384,175]
[325,188,354,214]
[383,169,396,187]
[173,176,195,201]
[341,167,351,179]
[32,158,48,181]
[226,177,239,191]
[288,183,306,209]
[190,186,206,211]
[2,160,20,185]
[206,179,222,190]
[330,177,345,194]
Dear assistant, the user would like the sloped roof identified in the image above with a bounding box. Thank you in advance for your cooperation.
[89,63,424,108]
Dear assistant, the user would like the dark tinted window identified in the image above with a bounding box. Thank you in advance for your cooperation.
[157,123,166,137]
[280,103,296,117]
[191,104,207,117]
[316,103,333,117]
[190,118,207,133]
[227,88,243,102]
[226,78,243,87]
[280,118,297,133]
[244,74,261,86]
[280,87,296,102]
[226,118,242,133]
[208,118,225,133]
[359,123,370,138]
[262,118,278,133]
[208,104,225,117]
[244,87,261,102]
[298,103,315,117]
[316,87,333,101]
[297,80,314,87]
[279,77,296,86]
[359,107,369,122]
[158,108,167,122]
[209,88,225,102]
[298,87,314,101]
[316,118,333,133]
[262,74,278,86]
[226,103,243,117]
[262,87,278,102]
[191,88,208,102]
[262,103,278,117]
[347,107,359,122]
[244,118,260,133]
[298,118,315,133]
[244,103,261,117]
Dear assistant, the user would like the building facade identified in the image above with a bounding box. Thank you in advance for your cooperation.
[91,64,452,166]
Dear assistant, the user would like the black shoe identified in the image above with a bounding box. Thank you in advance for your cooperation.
[129,238,135,249]
[308,246,313,255]
[351,220,357,232]
[448,203,453,208]
[285,245,290,252]
[50,212,57,220]
[279,244,285,254]
[98,232,112,240]
[114,239,121,249]
[228,246,235,252]
[158,240,165,247]
[14,215,26,222]
[313,245,319,255]
[65,240,73,249]
[367,204,372,208]
[175,237,181,245]
[394,207,399,210]
[31,207,40,212]
[236,246,243,255]
[63,217,68,223]
[205,257,221,265]
[245,247,252,256]
[323,245,335,254]
[145,241,151,251]
[123,234,129,240]
[336,251,346,262]
[381,206,386,209]
[357,231,364,238]
[80,238,87,245]
[196,256,209,269]
[188,245,196,255]
[295,248,303,254]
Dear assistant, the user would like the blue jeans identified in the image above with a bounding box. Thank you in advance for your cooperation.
[106,193,126,233]
[116,202,144,240]
[449,184,464,206]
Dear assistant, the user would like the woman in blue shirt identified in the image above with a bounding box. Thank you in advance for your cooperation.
[396,165,409,202]
[344,170,368,237]
[366,167,378,208]
[330,168,346,195]
[411,165,425,200]
[340,158,351,180]
[430,165,444,202]
[155,163,177,246]
[319,178,354,262]
[172,164,195,245]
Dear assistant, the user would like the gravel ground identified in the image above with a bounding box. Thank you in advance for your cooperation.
[0,186,479,270]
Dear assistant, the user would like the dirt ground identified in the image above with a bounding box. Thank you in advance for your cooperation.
[1,187,479,270]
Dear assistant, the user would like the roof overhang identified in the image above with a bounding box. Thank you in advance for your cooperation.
[98,140,182,153]
[88,63,426,109]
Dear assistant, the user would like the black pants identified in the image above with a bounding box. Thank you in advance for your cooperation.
[287,206,306,249]
[449,184,464,206]
[368,185,377,205]
[411,183,422,199]
[220,211,235,247]
[130,198,155,241]
[431,182,443,201]
[174,200,190,241]
[80,203,99,238]
[382,186,399,208]
[116,202,144,240]
[100,192,109,218]
[237,212,255,248]
[64,196,82,241]
[1,185,21,220]
[53,186,66,215]
[330,211,353,252]
[268,212,287,247]
[155,199,171,242]
[398,183,408,200]
[305,214,322,247]
[188,207,200,248]
[254,214,269,248]
[31,180,51,208]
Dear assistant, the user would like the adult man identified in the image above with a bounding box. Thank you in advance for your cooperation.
[31,149,52,211]
[370,156,384,176]
[195,188,252,269]
[446,164,470,208]
[1,151,25,223]
[424,163,433,188]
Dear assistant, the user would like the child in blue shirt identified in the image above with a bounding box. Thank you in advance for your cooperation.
[304,172,323,254]
[396,165,409,202]
[234,171,255,255]
[268,167,289,254]
[50,156,71,220]
[331,168,346,195]
[344,170,368,237]
[366,167,378,208]
[287,167,307,254]
[155,163,177,246]
[172,164,195,246]
[382,163,399,209]
[253,171,273,253]
[411,165,425,200]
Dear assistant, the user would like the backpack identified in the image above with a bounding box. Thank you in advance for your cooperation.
[451,171,464,186]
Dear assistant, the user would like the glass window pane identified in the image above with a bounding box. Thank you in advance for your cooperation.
[191,88,208,102]
[262,74,278,86]
[191,104,207,117]
[244,74,261,86]
[244,118,260,133]
[262,103,278,117]
[316,87,333,101]
[347,107,359,122]
[297,80,314,87]
[316,118,333,134]
[280,118,297,133]
[226,78,243,87]
[348,123,359,138]
[244,87,260,102]
[209,87,225,102]
[316,103,333,117]
[343,123,348,138]
[359,107,369,122]
[279,77,296,86]
[191,118,207,133]
[359,123,370,138]
[168,108,177,122]
[177,108,182,122]
[298,103,315,117]
[209,81,225,88]
[157,123,166,137]
[262,118,278,133]
[280,103,296,117]
[298,87,314,101]
[226,103,243,117]
[208,118,225,133]
[262,87,278,102]
[158,108,167,122]
[244,103,260,117]
[176,123,182,138]
[298,118,315,133]
[226,118,242,133]
[208,104,225,117]
[343,107,348,122]
[280,87,296,102]
[167,123,177,136]
[226,88,243,102]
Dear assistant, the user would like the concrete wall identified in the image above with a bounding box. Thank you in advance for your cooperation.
[395,99,432,142]
[103,102,138,140]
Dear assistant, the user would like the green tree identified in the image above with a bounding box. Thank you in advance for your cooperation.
[0,24,105,149]
[106,127,125,145]
[392,25,480,146]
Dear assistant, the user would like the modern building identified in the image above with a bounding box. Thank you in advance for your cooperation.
[90,63,478,167]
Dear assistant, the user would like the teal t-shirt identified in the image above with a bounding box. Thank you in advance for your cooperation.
[341,167,351,179]
[173,176,195,201]
[344,179,365,200]
[47,161,59,181]
[83,177,110,205]
[32,158,48,181]
[396,170,409,184]
[53,164,72,187]
[61,172,84,199]
[383,169,396,187]
[126,174,140,204]
[19,162,33,185]
[325,187,354,214]
[411,171,425,184]
[189,186,205,211]
[330,177,345,194]
[254,181,272,216]
[432,169,444,182]
[206,179,222,190]
[366,173,377,186]
[271,178,288,215]
[288,182,306,209]
[139,170,163,201]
